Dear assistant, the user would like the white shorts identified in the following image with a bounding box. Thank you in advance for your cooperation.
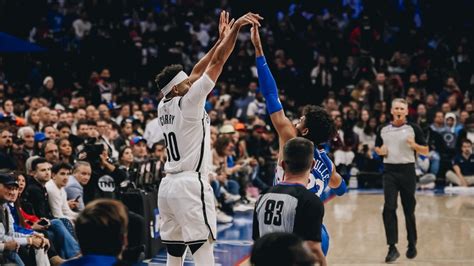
[158,171,216,245]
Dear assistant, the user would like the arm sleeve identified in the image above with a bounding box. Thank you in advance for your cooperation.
[302,197,324,242]
[181,74,215,119]
[256,56,283,114]
[375,126,384,147]
[46,186,64,218]
[411,123,427,146]
[252,201,260,241]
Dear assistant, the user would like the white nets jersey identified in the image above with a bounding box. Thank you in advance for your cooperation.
[157,75,214,178]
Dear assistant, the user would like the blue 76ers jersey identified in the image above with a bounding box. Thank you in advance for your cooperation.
[275,149,333,201]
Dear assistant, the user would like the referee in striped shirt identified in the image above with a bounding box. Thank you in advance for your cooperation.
[375,98,429,263]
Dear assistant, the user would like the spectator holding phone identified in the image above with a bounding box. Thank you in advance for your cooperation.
[65,161,92,211]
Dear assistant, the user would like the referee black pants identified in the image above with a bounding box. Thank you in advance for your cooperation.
[382,163,417,246]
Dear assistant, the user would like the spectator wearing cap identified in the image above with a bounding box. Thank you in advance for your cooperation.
[38,76,57,106]
[0,128,16,171]
[130,136,148,163]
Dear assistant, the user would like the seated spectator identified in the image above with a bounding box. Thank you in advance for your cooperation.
[130,136,148,163]
[46,163,78,221]
[21,157,80,259]
[63,199,128,266]
[251,232,317,266]
[65,161,92,211]
[0,128,16,171]
[446,139,474,186]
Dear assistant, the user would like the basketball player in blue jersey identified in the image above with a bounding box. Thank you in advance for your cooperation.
[250,24,347,256]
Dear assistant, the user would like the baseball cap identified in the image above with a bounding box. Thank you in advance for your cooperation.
[34,132,48,142]
[234,123,246,132]
[130,136,147,145]
[219,124,235,134]
[0,174,19,187]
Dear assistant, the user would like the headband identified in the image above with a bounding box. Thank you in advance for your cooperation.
[161,71,189,96]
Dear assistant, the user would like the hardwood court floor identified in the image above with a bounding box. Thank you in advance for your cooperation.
[150,191,474,266]
[325,192,474,266]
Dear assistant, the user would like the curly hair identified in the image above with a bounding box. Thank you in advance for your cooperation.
[154,64,183,93]
[302,105,335,145]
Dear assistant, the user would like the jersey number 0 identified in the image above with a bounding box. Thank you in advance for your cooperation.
[163,132,180,161]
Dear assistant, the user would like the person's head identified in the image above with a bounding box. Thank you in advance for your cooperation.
[119,146,134,166]
[77,119,90,138]
[52,162,73,188]
[75,199,128,257]
[215,136,234,157]
[376,72,386,84]
[14,172,26,195]
[251,232,316,266]
[42,140,59,164]
[155,64,191,98]
[360,109,370,123]
[96,119,110,136]
[3,99,13,114]
[18,126,35,149]
[390,98,408,124]
[282,137,315,177]
[130,137,148,159]
[43,125,58,140]
[461,139,472,156]
[31,157,52,185]
[43,76,54,90]
[295,105,335,145]
[73,161,92,186]
[151,140,166,160]
[38,106,51,123]
[57,137,73,158]
[416,104,427,117]
[445,113,456,128]
[120,119,133,137]
[0,174,19,203]
[57,122,71,139]
[434,111,445,126]
[0,128,13,149]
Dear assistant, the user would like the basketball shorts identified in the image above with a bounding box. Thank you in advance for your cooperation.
[158,171,217,245]
[321,224,329,256]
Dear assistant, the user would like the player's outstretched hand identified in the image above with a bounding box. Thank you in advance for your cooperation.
[234,12,263,29]
[251,23,262,49]
[218,10,235,41]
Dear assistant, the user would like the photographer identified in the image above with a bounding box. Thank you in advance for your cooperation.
[80,141,127,204]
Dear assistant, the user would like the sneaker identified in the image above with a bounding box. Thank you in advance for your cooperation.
[216,210,233,224]
[406,244,417,259]
[385,245,400,263]
[233,203,254,212]
[224,193,241,204]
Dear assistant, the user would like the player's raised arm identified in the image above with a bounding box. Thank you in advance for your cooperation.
[205,12,263,83]
[251,25,296,147]
[188,11,231,83]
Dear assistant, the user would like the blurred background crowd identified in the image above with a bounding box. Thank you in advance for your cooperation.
[0,0,473,262]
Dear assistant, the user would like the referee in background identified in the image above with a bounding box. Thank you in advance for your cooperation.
[375,98,429,263]
[253,137,327,266]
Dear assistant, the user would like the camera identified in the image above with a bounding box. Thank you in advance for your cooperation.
[81,138,105,165]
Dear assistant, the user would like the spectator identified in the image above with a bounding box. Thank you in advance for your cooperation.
[446,139,474,186]
[42,140,60,165]
[63,199,128,266]
[0,128,16,171]
[251,232,317,266]
[65,161,92,212]
[57,137,74,164]
[46,163,78,221]
[130,136,148,163]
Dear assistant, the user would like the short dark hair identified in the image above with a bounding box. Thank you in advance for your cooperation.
[302,105,335,144]
[52,162,72,174]
[461,138,472,146]
[154,64,183,93]
[76,119,89,129]
[56,122,71,131]
[31,157,48,172]
[251,232,315,266]
[75,199,128,256]
[283,137,314,174]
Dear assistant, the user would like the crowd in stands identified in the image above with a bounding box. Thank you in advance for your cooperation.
[0,0,473,263]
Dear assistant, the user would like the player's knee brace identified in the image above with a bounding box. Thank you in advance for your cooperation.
[167,244,186,257]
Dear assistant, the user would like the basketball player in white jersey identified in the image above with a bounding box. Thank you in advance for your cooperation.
[155,11,263,266]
